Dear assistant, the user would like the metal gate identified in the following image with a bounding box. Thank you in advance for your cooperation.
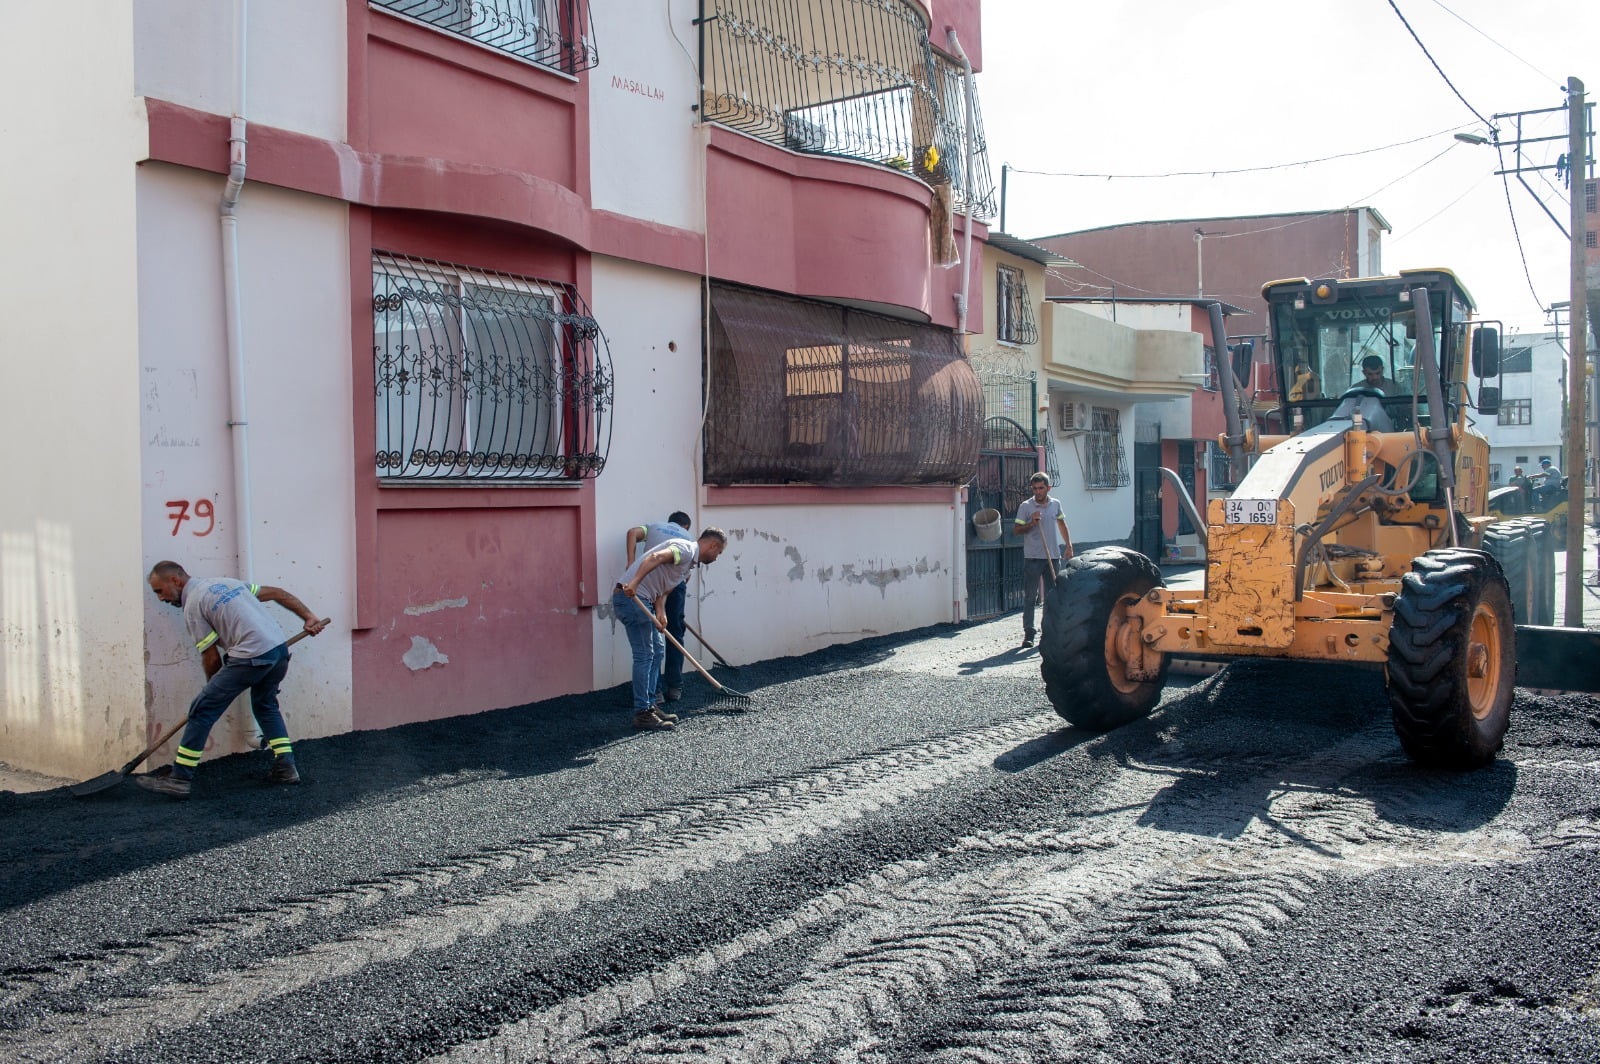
[966,415,1037,618]
[1133,440,1162,561]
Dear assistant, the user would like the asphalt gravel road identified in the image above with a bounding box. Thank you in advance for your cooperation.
[2,614,1599,1063]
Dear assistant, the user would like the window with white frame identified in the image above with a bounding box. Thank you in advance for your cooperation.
[1497,398,1532,426]
[370,0,597,73]
[372,253,612,481]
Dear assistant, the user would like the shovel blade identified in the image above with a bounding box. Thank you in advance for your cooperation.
[68,770,128,798]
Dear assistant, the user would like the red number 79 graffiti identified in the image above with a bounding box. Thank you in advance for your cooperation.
[165,499,216,537]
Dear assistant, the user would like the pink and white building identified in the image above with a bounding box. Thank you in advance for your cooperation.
[2,0,991,779]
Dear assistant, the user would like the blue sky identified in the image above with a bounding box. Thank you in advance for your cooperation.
[978,0,1596,335]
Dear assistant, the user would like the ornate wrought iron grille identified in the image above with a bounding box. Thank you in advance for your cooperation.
[699,0,995,220]
[371,0,598,73]
[1083,406,1131,489]
[995,265,1038,345]
[705,284,981,485]
[372,253,613,481]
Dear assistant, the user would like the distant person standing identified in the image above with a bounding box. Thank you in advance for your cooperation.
[141,562,327,798]
[625,510,693,703]
[1013,472,1073,649]
[613,529,727,730]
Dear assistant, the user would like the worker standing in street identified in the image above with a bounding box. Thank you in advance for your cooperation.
[141,561,327,798]
[613,529,727,731]
[1014,472,1073,649]
[625,510,693,703]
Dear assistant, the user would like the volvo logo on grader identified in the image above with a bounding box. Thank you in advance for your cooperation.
[1037,270,1598,772]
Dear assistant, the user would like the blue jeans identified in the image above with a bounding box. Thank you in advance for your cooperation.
[663,581,686,690]
[614,589,664,712]
[174,644,292,780]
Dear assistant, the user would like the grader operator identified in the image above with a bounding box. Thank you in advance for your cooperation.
[1040,268,1567,770]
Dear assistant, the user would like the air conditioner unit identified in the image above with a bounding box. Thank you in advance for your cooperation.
[1059,400,1089,434]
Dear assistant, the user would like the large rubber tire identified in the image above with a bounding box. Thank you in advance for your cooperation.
[1386,549,1514,769]
[1481,520,1534,625]
[1039,546,1169,730]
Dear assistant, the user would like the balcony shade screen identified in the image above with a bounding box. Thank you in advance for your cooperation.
[705,284,981,486]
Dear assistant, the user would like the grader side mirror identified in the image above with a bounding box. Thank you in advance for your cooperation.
[1477,385,1501,416]
[1472,327,1501,377]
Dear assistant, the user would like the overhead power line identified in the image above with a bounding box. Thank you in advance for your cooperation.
[1425,0,1558,87]
[1006,123,1472,179]
[1387,0,1495,130]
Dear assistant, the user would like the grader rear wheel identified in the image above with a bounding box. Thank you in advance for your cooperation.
[1039,546,1169,730]
[1385,549,1514,769]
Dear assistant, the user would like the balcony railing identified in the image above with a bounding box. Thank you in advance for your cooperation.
[372,0,598,73]
[700,0,995,219]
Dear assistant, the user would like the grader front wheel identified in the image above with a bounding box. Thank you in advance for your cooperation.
[1040,547,1169,731]
[1385,549,1514,768]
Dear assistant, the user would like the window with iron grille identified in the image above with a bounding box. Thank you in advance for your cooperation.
[699,0,995,220]
[1083,407,1130,489]
[1208,441,1234,490]
[372,253,613,481]
[1587,181,1596,213]
[1497,398,1532,426]
[1588,230,1597,249]
[370,0,597,73]
[995,266,1037,345]
[705,284,982,486]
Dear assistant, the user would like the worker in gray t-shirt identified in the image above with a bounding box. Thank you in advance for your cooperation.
[1013,472,1074,649]
[613,528,727,730]
[624,510,693,701]
[140,561,327,798]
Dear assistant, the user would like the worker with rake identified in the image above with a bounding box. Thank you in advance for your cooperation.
[139,561,327,798]
[613,528,727,731]
[1014,472,1073,649]
[624,510,693,704]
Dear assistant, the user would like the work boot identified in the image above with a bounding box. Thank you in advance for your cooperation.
[266,757,301,785]
[664,686,682,702]
[651,704,680,723]
[135,766,191,799]
[1021,633,1034,648]
[632,710,676,731]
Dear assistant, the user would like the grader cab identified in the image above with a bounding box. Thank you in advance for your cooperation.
[1040,269,1577,769]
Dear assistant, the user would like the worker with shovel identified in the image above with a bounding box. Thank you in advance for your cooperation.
[140,561,327,798]
[1014,472,1073,649]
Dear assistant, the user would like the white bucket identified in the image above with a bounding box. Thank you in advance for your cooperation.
[972,508,1002,542]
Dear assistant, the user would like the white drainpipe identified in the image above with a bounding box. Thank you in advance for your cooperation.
[946,30,978,621]
[945,29,977,335]
[221,0,254,579]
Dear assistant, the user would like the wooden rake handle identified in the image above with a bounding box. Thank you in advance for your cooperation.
[626,594,730,694]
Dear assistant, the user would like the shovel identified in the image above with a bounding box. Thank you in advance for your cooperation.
[69,621,329,797]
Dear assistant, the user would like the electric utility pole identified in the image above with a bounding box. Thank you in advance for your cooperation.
[1567,77,1590,622]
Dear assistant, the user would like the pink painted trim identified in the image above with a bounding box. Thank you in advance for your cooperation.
[705,485,957,507]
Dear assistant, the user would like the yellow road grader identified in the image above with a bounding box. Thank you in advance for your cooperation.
[1041,268,1580,769]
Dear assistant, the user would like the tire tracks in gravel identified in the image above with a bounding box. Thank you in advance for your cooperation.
[442,722,1578,1064]
[0,710,1056,1063]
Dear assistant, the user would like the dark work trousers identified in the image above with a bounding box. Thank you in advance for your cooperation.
[663,581,687,691]
[173,644,292,780]
[1021,557,1056,637]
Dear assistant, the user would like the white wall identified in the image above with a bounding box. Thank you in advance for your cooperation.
[137,165,355,758]
[587,0,702,232]
[1044,396,1137,547]
[588,259,705,687]
[1481,332,1566,482]
[0,4,148,778]
[133,0,346,140]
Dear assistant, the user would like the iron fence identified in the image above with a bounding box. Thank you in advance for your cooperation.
[371,0,598,72]
[372,253,613,480]
[699,0,995,219]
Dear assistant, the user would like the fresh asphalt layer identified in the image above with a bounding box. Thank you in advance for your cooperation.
[2,612,1598,1063]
